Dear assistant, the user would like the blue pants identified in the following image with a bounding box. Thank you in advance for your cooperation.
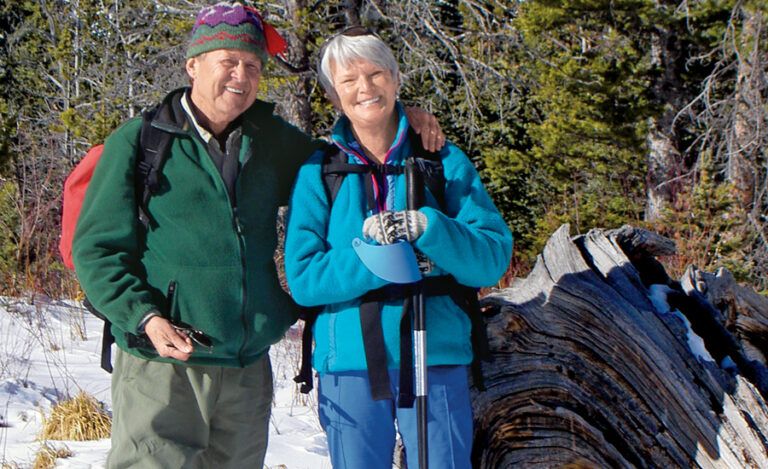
[318,365,473,469]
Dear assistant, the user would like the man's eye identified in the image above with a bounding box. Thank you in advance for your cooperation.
[222,60,235,67]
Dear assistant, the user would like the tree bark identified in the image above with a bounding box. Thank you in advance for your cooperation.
[473,224,768,468]
[645,22,684,221]
[275,0,313,134]
[729,7,763,208]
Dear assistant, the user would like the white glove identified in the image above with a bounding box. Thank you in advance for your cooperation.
[362,210,428,245]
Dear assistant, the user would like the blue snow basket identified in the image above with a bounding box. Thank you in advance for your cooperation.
[352,238,422,284]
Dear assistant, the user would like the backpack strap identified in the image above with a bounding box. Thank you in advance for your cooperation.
[407,127,446,209]
[293,275,489,395]
[293,306,322,393]
[448,285,489,391]
[94,104,174,373]
[322,144,406,211]
[320,129,444,209]
[136,106,175,229]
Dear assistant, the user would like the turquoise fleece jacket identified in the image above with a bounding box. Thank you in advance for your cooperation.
[73,88,321,367]
[284,104,513,374]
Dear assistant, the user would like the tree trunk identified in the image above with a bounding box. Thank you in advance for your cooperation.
[276,0,313,134]
[729,7,763,208]
[645,23,684,221]
[473,224,768,468]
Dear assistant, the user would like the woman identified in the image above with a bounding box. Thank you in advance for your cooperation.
[284,28,512,469]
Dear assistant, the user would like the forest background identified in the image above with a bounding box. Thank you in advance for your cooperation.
[0,0,766,297]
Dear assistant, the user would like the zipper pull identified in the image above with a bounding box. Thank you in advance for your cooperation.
[233,207,243,235]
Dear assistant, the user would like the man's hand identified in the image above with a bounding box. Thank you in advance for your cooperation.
[144,316,194,361]
[403,106,446,152]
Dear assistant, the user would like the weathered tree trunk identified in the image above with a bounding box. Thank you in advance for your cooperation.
[473,224,768,468]
[729,6,763,208]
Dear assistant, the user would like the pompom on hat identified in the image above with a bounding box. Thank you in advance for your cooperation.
[186,2,287,61]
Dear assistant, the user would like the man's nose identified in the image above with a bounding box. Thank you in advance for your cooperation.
[232,61,247,80]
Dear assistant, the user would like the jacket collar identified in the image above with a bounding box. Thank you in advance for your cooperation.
[151,87,276,138]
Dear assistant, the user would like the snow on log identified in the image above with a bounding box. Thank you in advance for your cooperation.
[472,224,768,468]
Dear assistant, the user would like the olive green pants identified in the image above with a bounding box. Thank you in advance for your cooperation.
[107,349,273,469]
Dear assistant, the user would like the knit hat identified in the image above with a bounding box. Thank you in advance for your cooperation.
[186,2,287,61]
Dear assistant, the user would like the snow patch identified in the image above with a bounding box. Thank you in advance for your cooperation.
[648,285,716,364]
[0,297,329,467]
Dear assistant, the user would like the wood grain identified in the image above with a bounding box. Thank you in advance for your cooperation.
[473,224,768,468]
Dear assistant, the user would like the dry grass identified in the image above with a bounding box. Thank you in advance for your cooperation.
[32,443,73,469]
[38,392,111,441]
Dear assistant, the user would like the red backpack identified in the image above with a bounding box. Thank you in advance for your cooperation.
[60,144,104,270]
[59,104,173,372]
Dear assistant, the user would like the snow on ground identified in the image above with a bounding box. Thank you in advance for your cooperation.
[0,296,331,468]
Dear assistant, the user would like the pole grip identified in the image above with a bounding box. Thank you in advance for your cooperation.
[406,158,423,210]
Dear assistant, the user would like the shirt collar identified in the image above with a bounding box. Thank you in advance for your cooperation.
[181,91,213,144]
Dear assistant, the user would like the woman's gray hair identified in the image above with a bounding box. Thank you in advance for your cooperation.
[318,33,400,100]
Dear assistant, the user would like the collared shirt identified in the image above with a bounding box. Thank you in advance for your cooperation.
[181,92,242,202]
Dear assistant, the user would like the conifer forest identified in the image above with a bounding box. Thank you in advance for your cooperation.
[0,0,766,296]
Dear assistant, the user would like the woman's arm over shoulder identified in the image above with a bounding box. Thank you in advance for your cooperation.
[414,143,513,287]
[284,149,387,306]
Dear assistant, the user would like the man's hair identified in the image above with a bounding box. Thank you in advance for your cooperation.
[317,34,400,101]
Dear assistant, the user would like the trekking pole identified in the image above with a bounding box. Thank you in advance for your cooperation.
[406,157,428,469]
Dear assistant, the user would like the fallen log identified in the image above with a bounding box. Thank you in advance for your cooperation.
[473,224,768,468]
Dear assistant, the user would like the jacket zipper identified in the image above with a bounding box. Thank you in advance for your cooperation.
[166,280,178,322]
[197,131,249,366]
[233,204,248,367]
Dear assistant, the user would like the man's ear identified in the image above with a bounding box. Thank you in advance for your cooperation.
[185,57,198,81]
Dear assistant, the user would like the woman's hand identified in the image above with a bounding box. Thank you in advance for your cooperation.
[362,210,428,244]
[404,106,446,152]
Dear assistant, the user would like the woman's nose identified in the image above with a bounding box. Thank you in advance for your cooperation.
[359,76,373,91]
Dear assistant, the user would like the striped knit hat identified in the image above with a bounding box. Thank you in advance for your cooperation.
[186,2,287,60]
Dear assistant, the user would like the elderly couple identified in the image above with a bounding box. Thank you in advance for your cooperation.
[73,2,512,468]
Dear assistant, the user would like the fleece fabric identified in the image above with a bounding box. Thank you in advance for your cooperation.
[73,88,321,367]
[284,103,513,373]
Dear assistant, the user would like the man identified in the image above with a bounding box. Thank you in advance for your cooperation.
[72,2,443,467]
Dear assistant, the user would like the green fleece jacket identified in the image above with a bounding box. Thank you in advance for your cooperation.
[72,88,321,367]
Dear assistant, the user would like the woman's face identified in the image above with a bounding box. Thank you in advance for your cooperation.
[330,58,399,129]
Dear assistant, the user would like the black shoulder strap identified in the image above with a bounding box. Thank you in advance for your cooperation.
[320,128,448,210]
[407,127,446,209]
[91,102,175,374]
[136,105,174,228]
[320,143,352,206]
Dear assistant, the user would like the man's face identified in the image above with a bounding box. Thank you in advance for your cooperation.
[186,49,263,132]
